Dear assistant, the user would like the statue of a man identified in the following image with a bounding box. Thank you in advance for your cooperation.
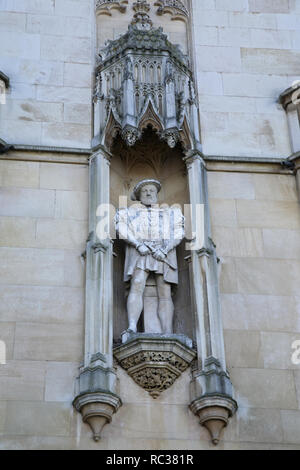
[115,179,185,334]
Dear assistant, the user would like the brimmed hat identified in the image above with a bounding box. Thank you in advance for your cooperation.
[131,179,161,201]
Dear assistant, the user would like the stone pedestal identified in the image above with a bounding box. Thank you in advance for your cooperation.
[114,334,196,398]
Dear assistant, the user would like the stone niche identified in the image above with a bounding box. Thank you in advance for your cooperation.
[111,127,194,342]
[110,127,196,397]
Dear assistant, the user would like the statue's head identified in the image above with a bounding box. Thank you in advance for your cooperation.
[131,179,161,206]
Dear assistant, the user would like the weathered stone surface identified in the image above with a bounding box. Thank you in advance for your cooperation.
[5,401,72,437]
[40,163,88,191]
[0,360,46,401]
[41,123,91,147]
[238,408,284,443]
[0,247,84,287]
[14,322,83,362]
[241,48,300,75]
[212,227,264,258]
[195,46,241,72]
[224,330,262,368]
[281,411,300,444]
[260,332,300,370]
[249,0,290,14]
[0,402,6,434]
[35,219,88,250]
[54,190,88,221]
[295,371,300,410]
[41,35,91,63]
[236,201,300,230]
[0,31,40,59]
[0,188,55,218]
[0,217,36,248]
[27,14,91,38]
[103,403,202,441]
[0,285,84,323]
[63,103,92,125]
[36,85,91,104]
[0,160,39,188]
[0,322,15,361]
[221,293,300,333]
[235,258,300,295]
[229,11,277,29]
[216,0,248,12]
[219,257,238,294]
[208,172,255,200]
[209,199,238,227]
[0,11,26,32]
[230,368,298,409]
[253,174,298,202]
[45,362,79,402]
[263,229,300,260]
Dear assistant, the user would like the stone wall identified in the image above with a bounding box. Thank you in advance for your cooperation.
[191,0,300,157]
[0,0,93,147]
[0,0,300,450]
[0,155,89,448]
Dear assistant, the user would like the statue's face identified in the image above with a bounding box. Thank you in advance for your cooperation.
[139,184,158,206]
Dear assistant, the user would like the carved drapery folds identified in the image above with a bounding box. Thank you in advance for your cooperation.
[93,0,200,152]
[154,0,189,22]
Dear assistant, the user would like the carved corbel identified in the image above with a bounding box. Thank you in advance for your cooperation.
[122,125,142,147]
[154,0,189,22]
[96,0,128,16]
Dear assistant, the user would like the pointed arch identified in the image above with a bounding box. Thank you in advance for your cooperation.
[138,99,164,133]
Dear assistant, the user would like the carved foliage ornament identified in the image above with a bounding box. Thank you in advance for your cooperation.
[154,0,189,21]
[96,0,128,15]
[114,337,196,399]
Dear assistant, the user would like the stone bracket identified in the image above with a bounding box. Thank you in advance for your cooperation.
[73,366,122,441]
[190,357,237,445]
[114,334,196,399]
[190,395,237,446]
[73,391,122,442]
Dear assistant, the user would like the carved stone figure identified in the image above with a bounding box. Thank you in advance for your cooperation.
[115,179,184,334]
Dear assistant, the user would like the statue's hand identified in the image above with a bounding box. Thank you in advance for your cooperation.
[153,249,166,262]
[138,244,151,256]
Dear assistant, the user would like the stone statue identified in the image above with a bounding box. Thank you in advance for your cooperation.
[115,179,185,335]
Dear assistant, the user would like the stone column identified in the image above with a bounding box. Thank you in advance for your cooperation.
[289,154,300,202]
[184,151,237,446]
[73,147,122,442]
[280,84,300,203]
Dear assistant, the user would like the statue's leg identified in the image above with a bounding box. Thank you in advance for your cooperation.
[156,275,174,334]
[127,268,149,333]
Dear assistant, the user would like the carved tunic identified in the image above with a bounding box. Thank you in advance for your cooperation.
[116,204,184,284]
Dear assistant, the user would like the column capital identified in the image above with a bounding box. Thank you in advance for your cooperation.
[90,145,113,163]
[183,149,205,169]
[288,152,300,172]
